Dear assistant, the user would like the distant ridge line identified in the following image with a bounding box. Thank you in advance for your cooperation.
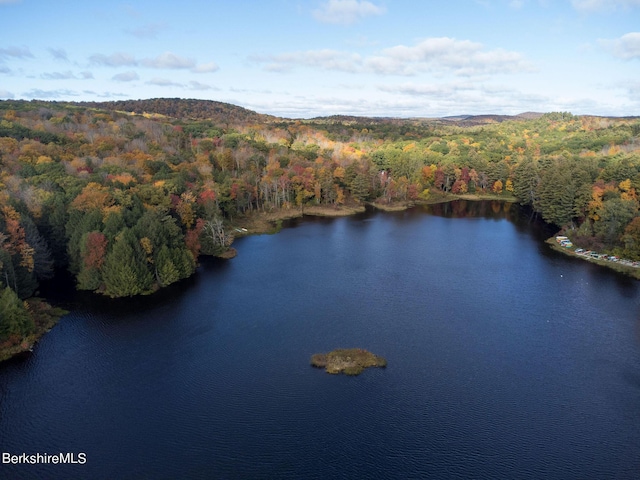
[1,98,637,126]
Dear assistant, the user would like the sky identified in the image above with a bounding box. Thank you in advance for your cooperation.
[0,0,639,118]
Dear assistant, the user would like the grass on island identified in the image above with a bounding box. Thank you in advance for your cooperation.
[310,348,387,376]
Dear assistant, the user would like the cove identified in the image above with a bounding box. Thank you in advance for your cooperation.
[1,201,639,479]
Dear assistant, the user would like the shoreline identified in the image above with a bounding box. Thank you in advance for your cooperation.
[227,203,368,238]
[546,237,640,280]
[230,193,519,236]
[0,299,68,363]
[368,193,518,212]
[1,194,601,363]
[230,197,637,283]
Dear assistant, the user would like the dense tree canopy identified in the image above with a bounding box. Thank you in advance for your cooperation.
[0,98,639,329]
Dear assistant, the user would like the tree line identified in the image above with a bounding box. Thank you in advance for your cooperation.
[1,99,639,343]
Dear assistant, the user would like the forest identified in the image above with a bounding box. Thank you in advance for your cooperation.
[1,98,639,351]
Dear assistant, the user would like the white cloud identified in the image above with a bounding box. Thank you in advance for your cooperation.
[255,37,534,77]
[0,45,33,59]
[41,71,76,80]
[80,71,94,79]
[313,0,385,24]
[90,52,136,67]
[244,95,401,118]
[89,51,218,73]
[146,77,183,87]
[369,38,533,76]
[256,49,362,73]
[571,0,640,11]
[22,88,79,99]
[545,96,602,113]
[48,48,68,61]
[378,82,477,98]
[191,62,219,73]
[227,83,634,117]
[600,32,640,59]
[111,71,139,82]
[83,90,129,99]
[189,81,218,90]
[229,87,272,94]
[376,81,553,116]
[141,52,195,69]
[0,89,14,98]
[0,65,10,74]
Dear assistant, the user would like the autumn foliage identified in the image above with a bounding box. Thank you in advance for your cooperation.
[0,99,638,319]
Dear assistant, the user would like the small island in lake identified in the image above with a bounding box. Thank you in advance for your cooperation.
[310,348,387,375]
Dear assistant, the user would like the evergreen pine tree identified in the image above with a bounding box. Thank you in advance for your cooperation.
[0,287,34,340]
[101,229,153,297]
[156,245,180,286]
[513,158,539,205]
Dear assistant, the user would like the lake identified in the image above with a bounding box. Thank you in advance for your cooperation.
[1,201,639,479]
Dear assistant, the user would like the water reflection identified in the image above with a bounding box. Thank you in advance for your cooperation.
[421,199,516,220]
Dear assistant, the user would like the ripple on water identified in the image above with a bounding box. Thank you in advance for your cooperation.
[1,203,640,479]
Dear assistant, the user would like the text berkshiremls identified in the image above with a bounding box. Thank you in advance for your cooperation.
[2,452,87,465]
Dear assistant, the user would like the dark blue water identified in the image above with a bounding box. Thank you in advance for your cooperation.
[1,201,640,479]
